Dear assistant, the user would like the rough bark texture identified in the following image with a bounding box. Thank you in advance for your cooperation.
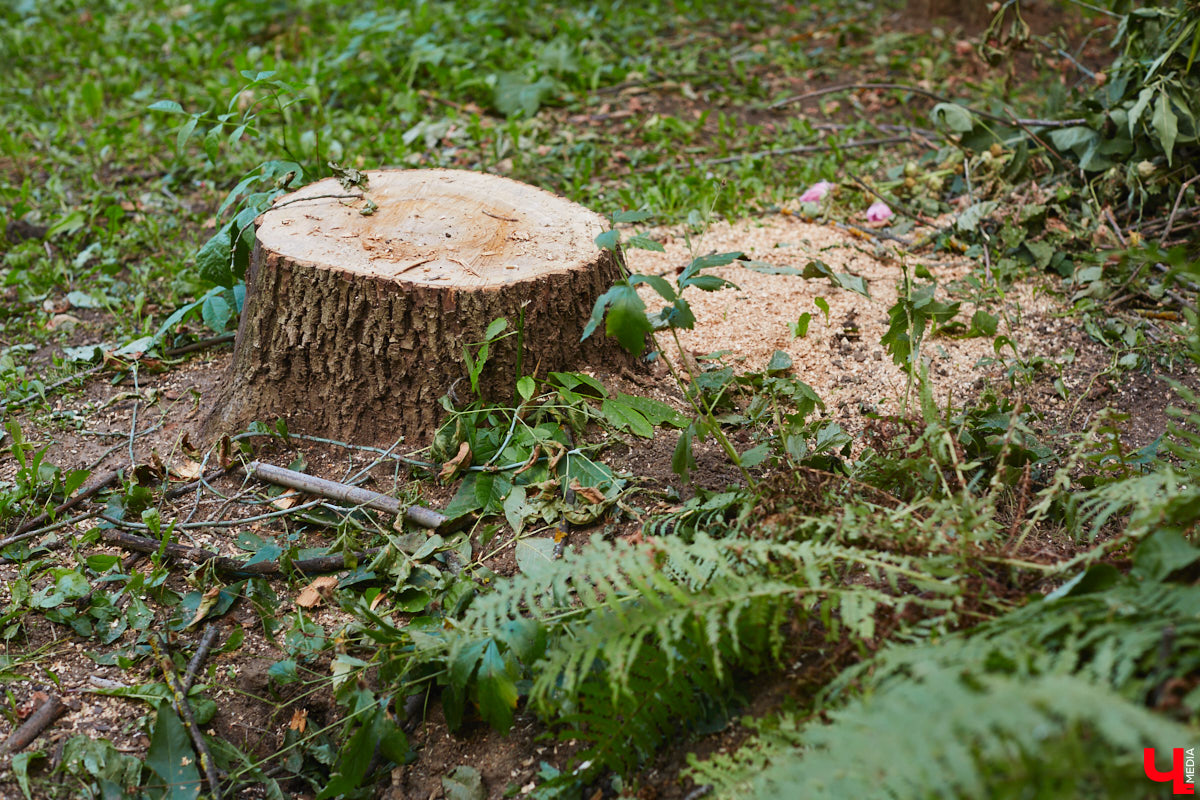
[203,169,634,447]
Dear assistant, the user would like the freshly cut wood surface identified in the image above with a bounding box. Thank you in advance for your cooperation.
[255,169,607,288]
[203,169,633,446]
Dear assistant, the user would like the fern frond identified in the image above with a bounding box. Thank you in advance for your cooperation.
[744,670,1189,800]
[448,533,949,775]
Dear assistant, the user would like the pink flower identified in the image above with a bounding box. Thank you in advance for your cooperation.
[866,200,893,224]
[799,181,834,203]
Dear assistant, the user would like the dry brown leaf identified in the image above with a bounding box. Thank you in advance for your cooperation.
[513,444,541,476]
[569,480,606,505]
[188,586,223,629]
[168,455,205,481]
[439,441,473,481]
[369,591,388,612]
[544,439,567,470]
[296,575,339,608]
[271,492,300,510]
[289,708,308,733]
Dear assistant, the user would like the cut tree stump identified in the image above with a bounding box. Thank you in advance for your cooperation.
[203,169,634,446]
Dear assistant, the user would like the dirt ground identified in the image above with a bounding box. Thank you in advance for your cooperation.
[1,212,1195,800]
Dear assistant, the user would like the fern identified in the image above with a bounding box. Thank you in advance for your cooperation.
[691,533,1200,799]
[442,533,952,778]
[739,670,1188,800]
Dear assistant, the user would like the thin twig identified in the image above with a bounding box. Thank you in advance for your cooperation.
[96,527,380,576]
[163,332,236,357]
[696,136,912,167]
[1104,207,1128,247]
[182,623,224,694]
[0,695,68,754]
[770,82,1087,129]
[0,363,104,415]
[151,636,223,800]
[1160,175,1200,246]
[849,176,940,228]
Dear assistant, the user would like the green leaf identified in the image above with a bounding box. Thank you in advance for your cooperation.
[516,376,535,402]
[1133,530,1200,582]
[801,260,870,298]
[201,294,233,333]
[791,312,812,338]
[604,284,652,356]
[681,274,736,292]
[956,201,1000,233]
[443,765,486,800]
[631,274,676,301]
[515,537,558,583]
[966,310,999,337]
[317,707,398,799]
[195,223,235,288]
[1152,91,1179,163]
[10,751,43,800]
[483,317,509,340]
[492,72,554,117]
[766,350,793,374]
[503,485,531,536]
[175,115,198,156]
[740,442,771,468]
[931,102,975,133]
[594,229,620,250]
[149,100,185,114]
[672,424,698,480]
[601,398,654,438]
[475,641,519,733]
[1044,564,1121,600]
[145,702,201,800]
[625,234,665,252]
[613,394,688,427]
[814,297,830,321]
[612,210,653,224]
[742,262,803,275]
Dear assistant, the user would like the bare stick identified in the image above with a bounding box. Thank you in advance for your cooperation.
[163,332,236,357]
[0,363,105,415]
[0,695,67,754]
[1160,175,1200,246]
[770,82,1088,129]
[182,623,225,694]
[698,136,913,167]
[151,636,223,800]
[96,526,381,576]
[243,461,447,530]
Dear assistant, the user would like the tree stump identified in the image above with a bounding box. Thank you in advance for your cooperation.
[203,169,633,446]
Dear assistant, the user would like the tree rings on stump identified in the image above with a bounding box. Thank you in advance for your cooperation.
[202,168,634,446]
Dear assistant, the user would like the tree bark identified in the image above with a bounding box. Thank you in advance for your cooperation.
[203,169,633,446]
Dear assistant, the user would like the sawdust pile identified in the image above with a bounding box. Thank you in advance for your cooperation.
[624,214,1062,416]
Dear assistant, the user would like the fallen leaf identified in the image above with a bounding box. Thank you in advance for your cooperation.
[569,480,606,505]
[289,708,308,733]
[513,444,541,476]
[296,575,339,608]
[369,591,387,612]
[271,492,299,510]
[544,440,567,470]
[188,586,223,629]
[168,455,205,481]
[439,441,473,481]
